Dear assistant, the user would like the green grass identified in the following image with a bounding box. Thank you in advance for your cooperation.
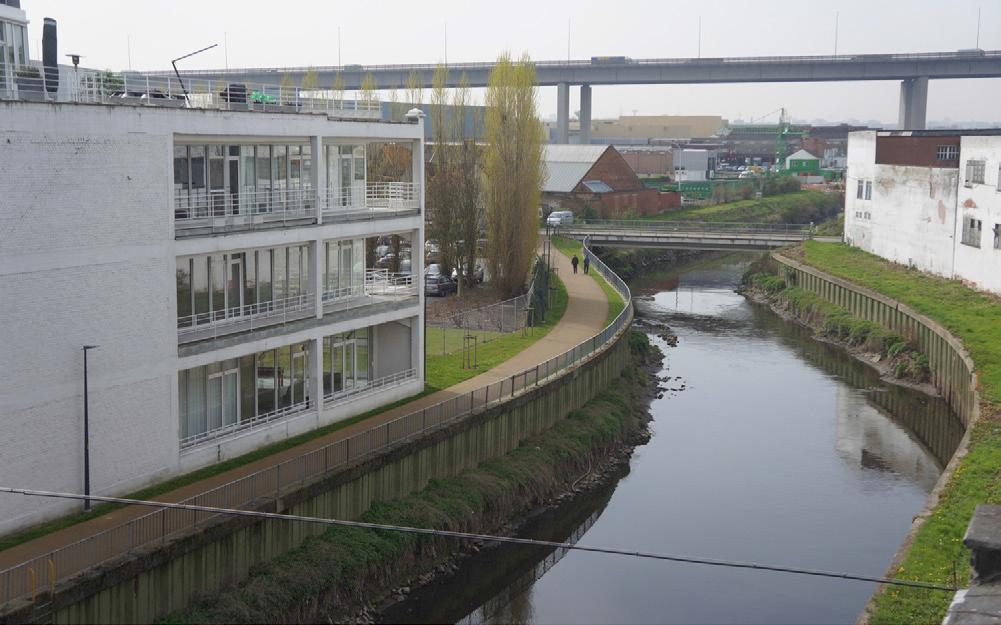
[0,390,433,553]
[551,236,626,326]
[425,327,506,357]
[645,190,841,224]
[424,275,569,392]
[792,241,1001,624]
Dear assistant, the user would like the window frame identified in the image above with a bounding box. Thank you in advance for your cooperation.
[935,145,958,161]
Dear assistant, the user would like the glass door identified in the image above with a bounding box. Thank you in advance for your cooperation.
[227,255,244,318]
[329,336,357,395]
[291,348,308,405]
[207,368,239,432]
[228,146,240,215]
[340,241,354,296]
[208,145,226,217]
[340,154,352,207]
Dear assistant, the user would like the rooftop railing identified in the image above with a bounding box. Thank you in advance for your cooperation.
[0,243,632,612]
[1,70,382,119]
[324,182,420,217]
[563,219,815,236]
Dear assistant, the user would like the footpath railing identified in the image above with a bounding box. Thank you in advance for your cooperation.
[568,219,815,235]
[0,241,632,609]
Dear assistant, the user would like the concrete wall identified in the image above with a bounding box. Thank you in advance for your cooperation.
[373,319,413,379]
[772,254,978,428]
[844,131,959,279]
[7,318,634,625]
[0,101,424,534]
[953,136,1001,294]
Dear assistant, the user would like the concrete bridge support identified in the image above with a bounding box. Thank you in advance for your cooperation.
[579,84,592,145]
[898,76,928,130]
[556,82,570,143]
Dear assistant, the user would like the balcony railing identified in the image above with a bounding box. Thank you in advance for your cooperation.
[180,399,313,450]
[324,182,420,217]
[2,70,382,119]
[177,293,315,344]
[323,368,417,406]
[175,188,317,234]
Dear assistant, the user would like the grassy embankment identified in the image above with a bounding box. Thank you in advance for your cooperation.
[162,332,659,624]
[551,236,626,327]
[424,274,569,392]
[0,277,571,554]
[744,259,931,382]
[789,241,1001,624]
[648,190,842,225]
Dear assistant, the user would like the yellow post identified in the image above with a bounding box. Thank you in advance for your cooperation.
[28,568,36,602]
[48,559,56,591]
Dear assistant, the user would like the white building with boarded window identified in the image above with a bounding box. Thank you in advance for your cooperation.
[0,86,425,533]
[844,129,1001,295]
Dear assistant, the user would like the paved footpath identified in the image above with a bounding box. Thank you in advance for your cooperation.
[0,245,609,571]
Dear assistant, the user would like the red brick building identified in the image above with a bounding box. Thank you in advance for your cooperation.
[542,145,679,218]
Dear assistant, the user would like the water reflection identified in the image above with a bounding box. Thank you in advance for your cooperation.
[389,254,964,625]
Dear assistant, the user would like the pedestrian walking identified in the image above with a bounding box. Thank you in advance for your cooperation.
[583,256,590,274]
[571,255,579,274]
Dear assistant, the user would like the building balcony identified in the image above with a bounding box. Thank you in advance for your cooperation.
[323,182,421,221]
[178,293,316,344]
[174,189,318,237]
[178,270,417,346]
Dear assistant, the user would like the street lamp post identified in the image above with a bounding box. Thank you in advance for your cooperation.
[82,344,99,512]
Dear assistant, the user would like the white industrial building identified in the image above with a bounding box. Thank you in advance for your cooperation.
[844,130,1001,295]
[0,69,426,533]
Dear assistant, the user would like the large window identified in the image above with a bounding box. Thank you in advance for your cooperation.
[326,144,366,209]
[966,160,986,185]
[322,328,371,397]
[962,216,983,248]
[856,179,864,200]
[179,342,311,446]
[177,244,311,328]
[174,142,312,219]
[936,145,958,161]
[864,180,872,201]
[324,238,366,298]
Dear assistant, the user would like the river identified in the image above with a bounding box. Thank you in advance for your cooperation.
[382,254,965,625]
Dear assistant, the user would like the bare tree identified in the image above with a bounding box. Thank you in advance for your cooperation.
[331,73,346,106]
[360,73,378,109]
[483,53,545,297]
[300,68,319,92]
[453,73,483,296]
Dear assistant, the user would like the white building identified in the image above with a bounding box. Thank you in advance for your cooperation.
[844,130,1001,295]
[0,83,426,534]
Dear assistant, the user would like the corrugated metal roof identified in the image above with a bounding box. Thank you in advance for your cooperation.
[542,145,610,193]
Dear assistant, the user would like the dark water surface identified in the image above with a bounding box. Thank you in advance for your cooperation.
[383,255,964,625]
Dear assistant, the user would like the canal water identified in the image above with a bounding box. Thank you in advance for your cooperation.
[382,254,964,625]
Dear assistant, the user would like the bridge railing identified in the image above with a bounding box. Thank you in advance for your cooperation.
[565,220,814,236]
[153,49,1001,79]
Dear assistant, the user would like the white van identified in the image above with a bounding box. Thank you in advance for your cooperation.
[546,210,574,227]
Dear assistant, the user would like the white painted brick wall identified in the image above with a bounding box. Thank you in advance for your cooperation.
[0,101,425,534]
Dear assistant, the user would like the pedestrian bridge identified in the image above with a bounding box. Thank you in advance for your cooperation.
[555,221,815,251]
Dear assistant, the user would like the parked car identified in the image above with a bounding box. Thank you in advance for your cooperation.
[425,263,442,277]
[452,264,485,285]
[425,274,457,297]
[546,210,574,227]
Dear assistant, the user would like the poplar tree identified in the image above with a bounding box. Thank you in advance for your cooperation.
[405,69,424,108]
[331,73,346,105]
[483,53,545,297]
[360,73,378,108]
[426,64,459,278]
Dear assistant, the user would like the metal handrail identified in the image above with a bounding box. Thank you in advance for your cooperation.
[177,293,315,340]
[0,71,382,118]
[0,243,632,609]
[324,182,420,213]
[567,219,814,234]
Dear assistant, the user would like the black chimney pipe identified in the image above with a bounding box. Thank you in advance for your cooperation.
[43,17,58,94]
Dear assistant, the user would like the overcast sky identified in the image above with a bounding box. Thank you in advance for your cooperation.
[24,0,1001,125]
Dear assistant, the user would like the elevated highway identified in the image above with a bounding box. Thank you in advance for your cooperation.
[555,220,816,252]
[159,50,1001,136]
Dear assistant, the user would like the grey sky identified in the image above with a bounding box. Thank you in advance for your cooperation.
[25,0,1001,125]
